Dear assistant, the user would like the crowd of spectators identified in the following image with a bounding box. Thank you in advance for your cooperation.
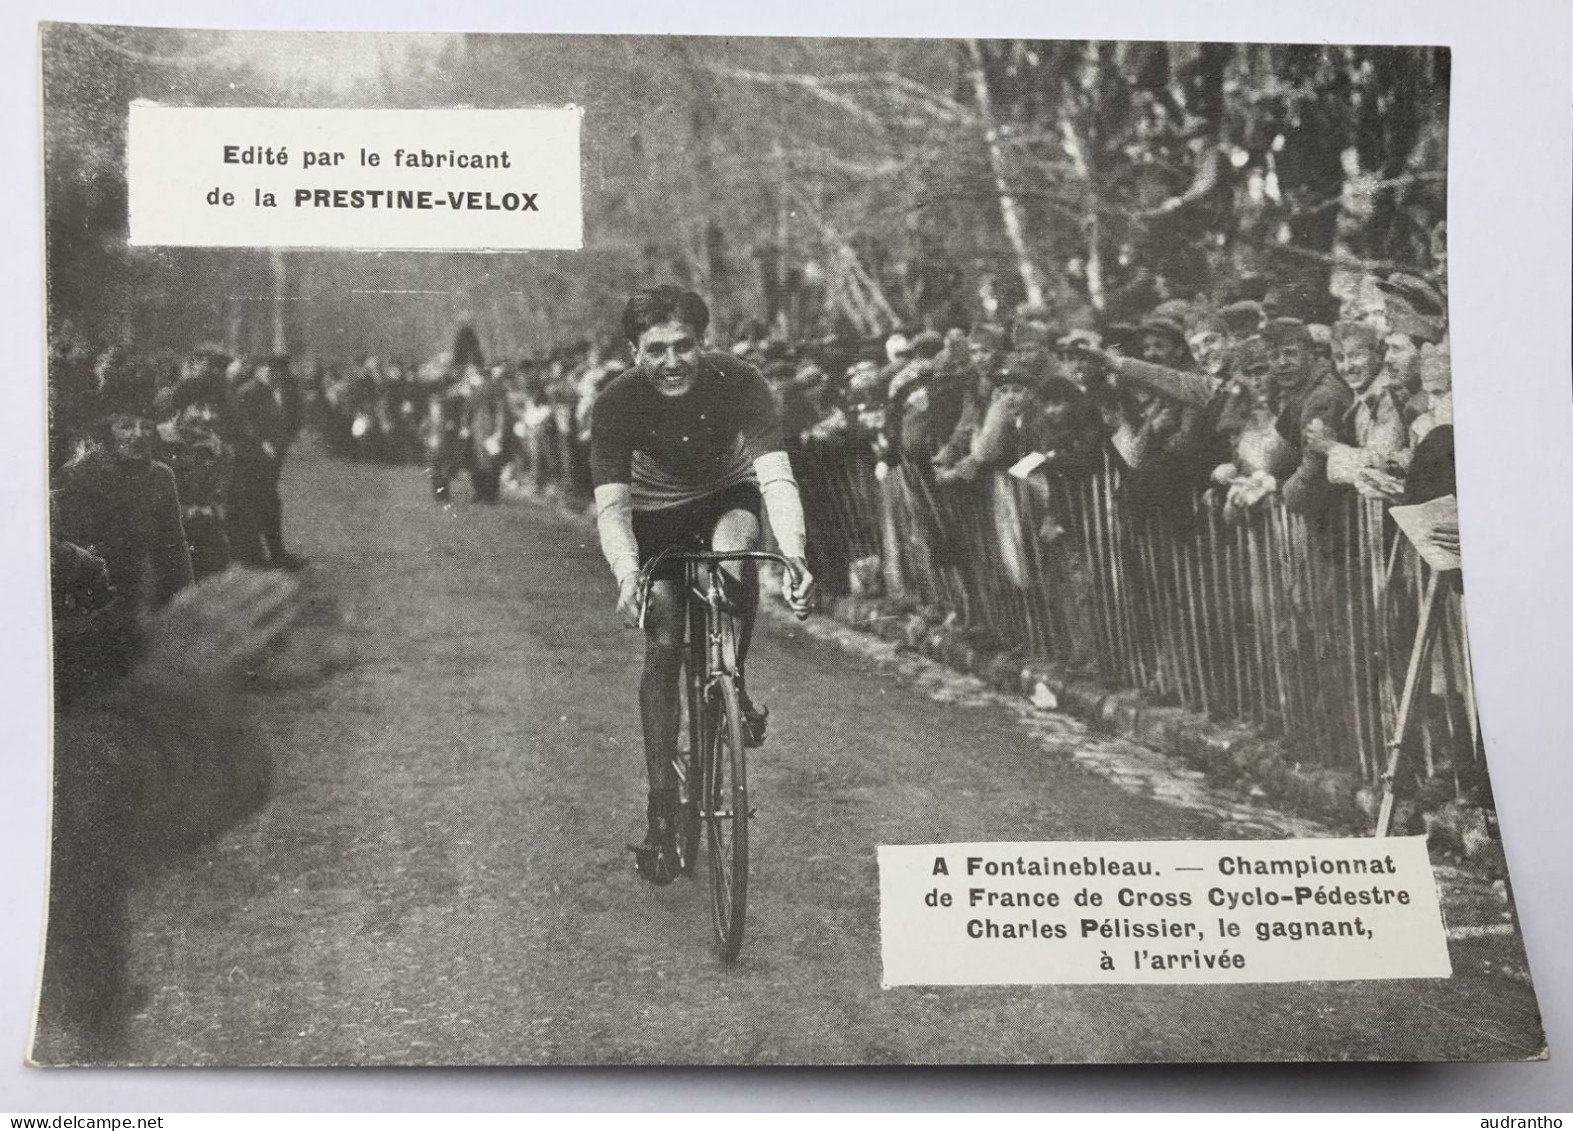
[311,254,1452,597]
[304,259,1457,767]
[310,330,632,505]
[44,336,309,1061]
[49,338,309,702]
[786,264,1451,534]
[50,247,1453,675]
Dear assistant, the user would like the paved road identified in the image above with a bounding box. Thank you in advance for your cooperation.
[115,446,1544,1065]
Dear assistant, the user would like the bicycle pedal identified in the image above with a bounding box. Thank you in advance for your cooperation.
[741,708,768,748]
[627,843,678,886]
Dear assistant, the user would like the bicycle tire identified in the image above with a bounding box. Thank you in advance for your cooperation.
[702,674,748,961]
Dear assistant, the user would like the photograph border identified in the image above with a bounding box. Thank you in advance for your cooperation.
[5,0,1570,1111]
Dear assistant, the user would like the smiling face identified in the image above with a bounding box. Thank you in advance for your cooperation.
[634,318,702,399]
[1331,331,1383,394]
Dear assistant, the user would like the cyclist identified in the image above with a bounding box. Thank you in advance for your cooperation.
[590,286,814,883]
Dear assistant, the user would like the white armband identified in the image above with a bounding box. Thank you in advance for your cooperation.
[753,450,808,562]
[594,483,641,587]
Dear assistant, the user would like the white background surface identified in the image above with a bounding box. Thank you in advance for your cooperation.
[3,0,1569,1112]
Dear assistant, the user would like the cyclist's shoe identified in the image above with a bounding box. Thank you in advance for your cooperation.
[737,685,769,749]
[628,792,679,886]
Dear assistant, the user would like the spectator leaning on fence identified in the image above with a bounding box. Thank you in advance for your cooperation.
[1315,319,1409,501]
[1077,310,1218,412]
[1210,334,1296,519]
[1262,317,1354,515]
[1093,312,1225,514]
[934,346,1056,485]
[932,323,1009,473]
[883,329,958,467]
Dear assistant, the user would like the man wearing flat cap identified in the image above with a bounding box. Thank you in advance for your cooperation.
[1263,317,1354,514]
[1078,313,1215,409]
[884,329,963,465]
[932,323,1010,475]
[1218,300,1266,339]
[1072,311,1236,504]
[935,348,1096,484]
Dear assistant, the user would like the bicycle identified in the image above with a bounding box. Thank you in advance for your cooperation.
[632,544,806,961]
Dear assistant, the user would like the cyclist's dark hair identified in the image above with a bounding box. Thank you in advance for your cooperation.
[622,286,710,346]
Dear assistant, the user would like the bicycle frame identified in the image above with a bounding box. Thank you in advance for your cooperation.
[639,547,795,809]
[684,558,730,794]
[635,546,798,959]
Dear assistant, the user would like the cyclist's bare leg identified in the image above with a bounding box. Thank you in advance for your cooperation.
[710,508,760,670]
[639,576,684,796]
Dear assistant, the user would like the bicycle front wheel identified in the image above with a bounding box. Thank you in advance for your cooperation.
[702,675,748,961]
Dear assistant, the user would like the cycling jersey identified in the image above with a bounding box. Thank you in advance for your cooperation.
[589,350,784,510]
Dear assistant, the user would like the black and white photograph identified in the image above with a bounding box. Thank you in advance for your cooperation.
[29,21,1552,1070]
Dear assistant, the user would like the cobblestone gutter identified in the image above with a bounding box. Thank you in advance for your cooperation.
[819,592,1507,877]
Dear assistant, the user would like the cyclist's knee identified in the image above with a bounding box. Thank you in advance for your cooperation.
[642,606,685,663]
[711,507,760,554]
[641,580,681,646]
[712,509,761,606]
[644,632,682,666]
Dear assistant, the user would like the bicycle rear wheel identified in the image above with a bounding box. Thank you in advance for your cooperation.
[702,675,748,960]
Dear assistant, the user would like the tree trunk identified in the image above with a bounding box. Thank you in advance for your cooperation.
[1059,119,1105,313]
[965,39,1046,310]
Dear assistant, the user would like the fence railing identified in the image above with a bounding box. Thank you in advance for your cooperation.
[502,415,1481,800]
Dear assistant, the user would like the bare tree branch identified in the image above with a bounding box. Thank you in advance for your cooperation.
[773,141,911,180]
[722,68,974,125]
[703,65,888,130]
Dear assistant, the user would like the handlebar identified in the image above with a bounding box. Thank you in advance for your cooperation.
[636,547,809,627]
[639,546,803,579]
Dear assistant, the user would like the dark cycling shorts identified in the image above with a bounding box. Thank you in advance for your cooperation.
[633,481,762,582]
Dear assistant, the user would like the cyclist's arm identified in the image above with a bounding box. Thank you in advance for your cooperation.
[752,450,807,564]
[721,356,806,565]
[589,383,640,589]
[593,482,641,587]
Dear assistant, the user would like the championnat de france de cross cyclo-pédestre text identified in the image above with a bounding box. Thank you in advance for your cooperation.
[948,851,1416,965]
